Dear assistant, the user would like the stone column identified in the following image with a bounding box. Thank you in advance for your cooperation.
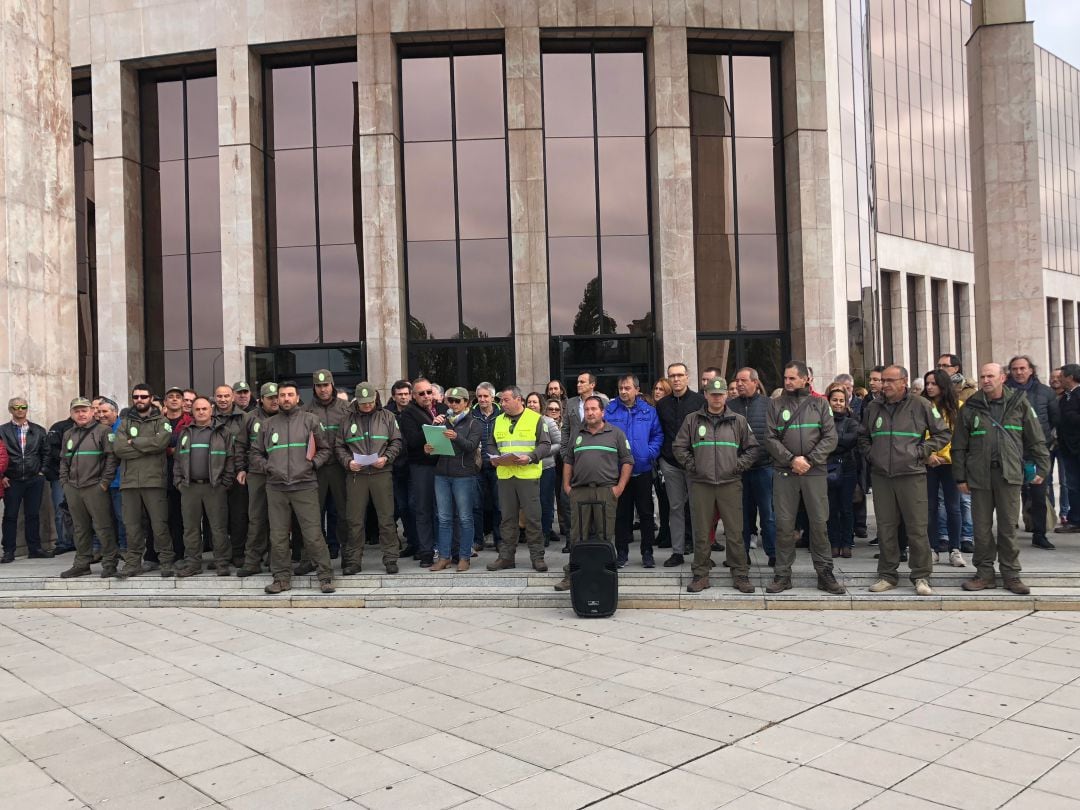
[0,0,78,421]
[781,21,843,380]
[218,46,268,384]
[507,25,550,394]
[357,30,408,393]
[92,61,144,401]
[967,0,1046,369]
[648,27,696,381]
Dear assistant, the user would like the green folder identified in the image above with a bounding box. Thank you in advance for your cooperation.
[422,423,455,456]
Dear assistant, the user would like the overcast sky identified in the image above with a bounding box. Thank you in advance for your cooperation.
[1028,0,1080,67]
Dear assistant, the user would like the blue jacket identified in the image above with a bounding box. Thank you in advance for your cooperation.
[605,396,663,476]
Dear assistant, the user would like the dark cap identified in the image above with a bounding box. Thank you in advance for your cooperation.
[313,369,334,385]
[233,380,250,393]
[164,386,184,396]
[354,383,377,404]
[259,382,279,398]
[705,378,728,395]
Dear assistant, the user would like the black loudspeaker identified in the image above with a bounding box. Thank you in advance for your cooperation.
[569,542,619,618]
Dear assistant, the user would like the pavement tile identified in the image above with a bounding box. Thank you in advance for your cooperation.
[486,770,609,810]
[555,747,666,792]
[224,774,346,810]
[856,721,966,760]
[1032,759,1080,798]
[2,781,88,810]
[497,728,602,770]
[152,736,255,777]
[614,726,718,767]
[451,714,547,748]
[382,731,486,772]
[670,708,768,743]
[757,765,883,809]
[1001,789,1080,810]
[682,746,797,790]
[431,750,541,795]
[624,768,746,810]
[735,725,845,764]
[185,755,297,802]
[938,739,1058,785]
[894,762,1022,810]
[807,741,926,788]
[92,779,217,810]
[975,719,1080,759]
[308,752,420,798]
[265,734,371,774]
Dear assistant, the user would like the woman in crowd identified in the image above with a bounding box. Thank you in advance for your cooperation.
[543,396,572,550]
[923,368,965,566]
[526,392,562,549]
[428,387,482,572]
[825,383,860,558]
[651,377,673,549]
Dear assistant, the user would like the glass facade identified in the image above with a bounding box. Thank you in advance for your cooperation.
[869,0,971,251]
[1036,47,1080,276]
[264,52,364,346]
[400,44,514,387]
[140,66,223,395]
[73,79,97,396]
[688,45,786,391]
[542,44,653,339]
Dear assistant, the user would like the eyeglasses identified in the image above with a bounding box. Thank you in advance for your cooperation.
[131,394,151,400]
[10,405,27,411]
[881,377,903,383]
[547,406,561,413]
[415,390,433,396]
[937,364,957,370]
[446,397,463,404]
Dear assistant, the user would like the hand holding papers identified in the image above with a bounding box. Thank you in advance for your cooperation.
[423,424,455,456]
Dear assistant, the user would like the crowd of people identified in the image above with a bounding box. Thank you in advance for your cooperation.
[0,351,1071,596]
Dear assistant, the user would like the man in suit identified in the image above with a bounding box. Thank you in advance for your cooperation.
[562,372,610,458]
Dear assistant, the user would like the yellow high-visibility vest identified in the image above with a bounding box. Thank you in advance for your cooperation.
[493,407,543,480]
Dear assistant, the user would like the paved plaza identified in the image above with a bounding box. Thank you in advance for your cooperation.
[2,606,1080,809]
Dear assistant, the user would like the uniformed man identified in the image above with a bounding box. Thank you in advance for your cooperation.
[250,381,335,594]
[233,381,254,412]
[673,377,763,593]
[214,384,248,566]
[235,383,279,576]
[174,397,236,577]
[954,363,1050,594]
[486,386,551,572]
[336,382,403,575]
[859,364,950,596]
[58,397,119,578]
[554,396,633,591]
[299,369,350,568]
[112,384,176,577]
[764,361,845,595]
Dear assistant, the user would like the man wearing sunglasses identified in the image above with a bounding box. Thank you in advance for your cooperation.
[397,378,448,567]
[0,397,50,563]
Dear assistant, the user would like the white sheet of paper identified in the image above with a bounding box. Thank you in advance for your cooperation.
[353,452,380,466]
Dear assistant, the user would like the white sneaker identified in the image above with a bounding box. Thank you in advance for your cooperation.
[868,579,896,593]
[749,535,758,549]
[914,578,935,596]
[949,550,965,567]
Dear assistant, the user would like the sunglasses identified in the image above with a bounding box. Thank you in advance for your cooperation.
[10,405,27,411]
[547,406,561,412]
[446,397,463,404]
[415,390,433,396]
[132,394,151,400]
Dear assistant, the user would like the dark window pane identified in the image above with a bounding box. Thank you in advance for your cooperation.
[316,146,358,245]
[601,236,651,334]
[158,160,187,256]
[156,81,185,162]
[460,239,511,338]
[542,53,593,137]
[743,336,784,392]
[315,61,357,148]
[187,156,221,253]
[544,137,597,237]
[273,150,317,247]
[694,234,737,332]
[401,57,452,142]
[466,342,513,389]
[734,138,777,234]
[192,348,224,397]
[320,244,363,343]
[409,344,458,384]
[691,136,735,235]
[548,236,600,335]
[697,339,737,386]
[738,234,781,330]
[454,54,504,140]
[271,66,313,151]
[161,255,190,350]
[688,53,731,137]
[403,141,456,241]
[275,246,319,343]
[407,241,458,339]
[598,137,648,235]
[185,76,218,159]
[164,349,191,390]
[190,252,223,347]
[456,139,508,239]
[732,56,774,138]
[595,52,645,136]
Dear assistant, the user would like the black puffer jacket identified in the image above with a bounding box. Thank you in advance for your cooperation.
[1005,377,1058,448]
[827,411,860,474]
[398,401,448,466]
[45,418,76,481]
[656,390,706,466]
[728,394,770,469]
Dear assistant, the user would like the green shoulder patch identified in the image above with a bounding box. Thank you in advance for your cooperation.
[107,433,114,442]
[932,406,940,419]
[66,439,73,450]
[874,416,882,430]
[351,423,358,434]
[181,434,188,446]
[271,432,279,444]
[163,422,172,432]
[129,426,138,437]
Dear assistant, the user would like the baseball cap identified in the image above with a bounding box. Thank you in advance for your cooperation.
[70,397,93,409]
[705,378,728,394]
[445,387,469,401]
[354,383,377,404]
[233,381,251,392]
[259,382,279,398]
[164,386,184,396]
[312,369,334,385]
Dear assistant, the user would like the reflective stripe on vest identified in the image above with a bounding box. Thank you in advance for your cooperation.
[493,408,543,480]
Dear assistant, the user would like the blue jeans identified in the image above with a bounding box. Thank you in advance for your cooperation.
[927,464,961,551]
[827,469,857,549]
[539,467,556,538]
[1,477,45,553]
[435,476,477,560]
[473,465,502,548]
[1052,450,1069,519]
[51,479,74,550]
[741,467,776,556]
